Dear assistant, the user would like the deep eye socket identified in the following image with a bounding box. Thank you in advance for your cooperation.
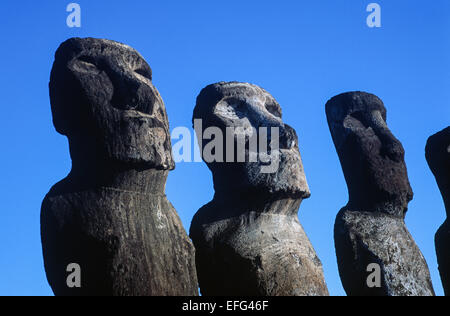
[265,102,282,118]
[234,99,247,110]
[222,97,247,111]
[214,97,248,120]
[134,68,151,80]
[349,111,370,128]
[77,55,98,67]
[72,55,101,74]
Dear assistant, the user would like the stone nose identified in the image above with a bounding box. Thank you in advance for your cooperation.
[351,110,403,162]
[368,111,404,162]
[378,129,404,162]
[278,124,298,150]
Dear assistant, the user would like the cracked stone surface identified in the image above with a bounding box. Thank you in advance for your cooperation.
[41,37,198,296]
[426,127,450,295]
[190,82,329,296]
[326,91,435,296]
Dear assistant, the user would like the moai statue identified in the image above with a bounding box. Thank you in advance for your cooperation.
[326,91,435,296]
[190,81,329,296]
[41,38,198,296]
[426,127,450,295]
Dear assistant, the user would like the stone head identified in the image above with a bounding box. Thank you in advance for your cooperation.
[326,92,413,216]
[193,82,310,199]
[50,37,174,170]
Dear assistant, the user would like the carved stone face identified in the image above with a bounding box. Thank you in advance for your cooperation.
[326,92,413,216]
[50,37,174,170]
[194,82,310,199]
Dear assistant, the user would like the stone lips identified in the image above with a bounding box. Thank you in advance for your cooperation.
[190,81,329,296]
[426,127,450,295]
[326,91,435,296]
[41,37,198,296]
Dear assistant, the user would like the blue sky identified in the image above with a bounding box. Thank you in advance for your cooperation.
[0,1,448,296]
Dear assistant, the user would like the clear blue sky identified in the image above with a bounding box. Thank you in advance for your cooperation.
[0,1,448,296]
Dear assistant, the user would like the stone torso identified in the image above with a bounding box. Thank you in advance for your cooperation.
[191,198,328,296]
[335,209,434,296]
[42,185,197,296]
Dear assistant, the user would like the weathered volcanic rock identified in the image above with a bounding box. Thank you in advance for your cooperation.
[190,82,329,296]
[326,91,435,296]
[426,127,450,295]
[41,37,198,296]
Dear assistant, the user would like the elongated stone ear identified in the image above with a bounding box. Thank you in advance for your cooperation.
[426,127,450,295]
[190,81,328,296]
[326,91,435,296]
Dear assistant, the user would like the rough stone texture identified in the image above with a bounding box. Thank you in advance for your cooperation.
[41,37,198,296]
[326,91,435,296]
[426,127,450,295]
[190,82,329,296]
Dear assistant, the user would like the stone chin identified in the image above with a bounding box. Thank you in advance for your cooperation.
[92,108,174,170]
[239,148,310,199]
